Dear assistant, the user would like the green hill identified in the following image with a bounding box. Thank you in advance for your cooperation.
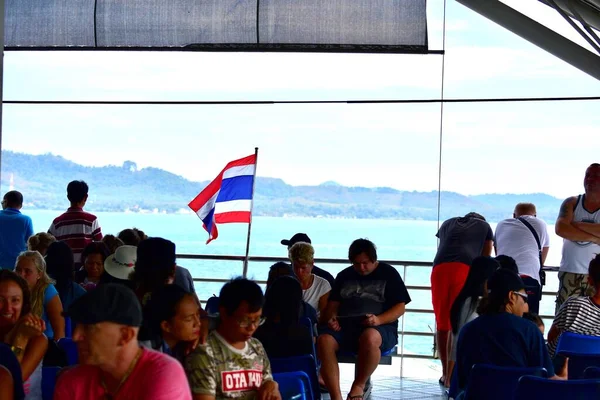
[0,150,563,222]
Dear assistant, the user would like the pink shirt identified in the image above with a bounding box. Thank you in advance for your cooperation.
[53,348,191,400]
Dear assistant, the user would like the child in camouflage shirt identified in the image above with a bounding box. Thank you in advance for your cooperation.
[185,278,280,400]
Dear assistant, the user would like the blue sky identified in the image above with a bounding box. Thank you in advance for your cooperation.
[2,0,599,199]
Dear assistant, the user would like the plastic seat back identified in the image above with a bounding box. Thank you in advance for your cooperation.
[42,366,61,400]
[584,366,600,379]
[566,353,600,379]
[271,355,319,400]
[299,317,317,360]
[64,317,73,338]
[205,295,219,315]
[515,375,600,400]
[273,371,310,400]
[57,338,78,366]
[463,364,547,400]
[556,332,600,356]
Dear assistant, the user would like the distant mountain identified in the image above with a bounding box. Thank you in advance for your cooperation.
[0,151,563,222]
[319,181,342,187]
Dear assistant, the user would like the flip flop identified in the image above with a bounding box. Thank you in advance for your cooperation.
[347,394,364,400]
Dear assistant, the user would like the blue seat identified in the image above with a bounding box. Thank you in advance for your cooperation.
[462,364,547,400]
[334,345,396,399]
[583,367,600,379]
[584,366,600,379]
[57,338,78,366]
[556,332,600,356]
[299,317,317,360]
[271,355,319,400]
[273,371,310,400]
[556,332,600,379]
[515,375,600,399]
[64,317,73,338]
[337,346,396,364]
[42,366,61,400]
[565,354,600,380]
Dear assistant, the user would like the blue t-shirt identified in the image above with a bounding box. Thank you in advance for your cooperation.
[42,284,59,339]
[0,208,33,269]
[456,312,554,391]
[0,342,25,399]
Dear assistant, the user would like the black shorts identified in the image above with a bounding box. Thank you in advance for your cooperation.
[319,324,398,354]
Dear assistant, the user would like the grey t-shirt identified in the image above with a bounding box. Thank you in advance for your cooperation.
[433,217,493,266]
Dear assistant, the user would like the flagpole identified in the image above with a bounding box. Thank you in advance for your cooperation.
[242,147,259,278]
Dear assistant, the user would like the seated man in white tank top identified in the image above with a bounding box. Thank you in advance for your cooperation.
[289,242,331,318]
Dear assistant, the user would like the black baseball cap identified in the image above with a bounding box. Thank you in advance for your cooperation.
[281,233,311,247]
[64,283,142,326]
[487,269,526,298]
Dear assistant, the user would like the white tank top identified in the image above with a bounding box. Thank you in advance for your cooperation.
[24,362,42,400]
[560,194,600,274]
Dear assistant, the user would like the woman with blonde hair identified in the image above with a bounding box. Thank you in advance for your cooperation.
[15,251,65,340]
[289,242,331,317]
[26,233,56,256]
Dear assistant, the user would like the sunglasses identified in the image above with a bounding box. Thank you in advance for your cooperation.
[513,291,528,302]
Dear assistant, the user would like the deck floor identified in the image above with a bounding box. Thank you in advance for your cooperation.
[322,375,447,400]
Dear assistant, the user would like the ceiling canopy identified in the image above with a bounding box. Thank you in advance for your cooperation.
[4,0,429,53]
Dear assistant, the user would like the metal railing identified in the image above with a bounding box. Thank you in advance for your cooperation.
[179,253,559,365]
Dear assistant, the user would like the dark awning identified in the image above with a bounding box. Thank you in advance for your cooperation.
[457,0,600,81]
[4,0,429,53]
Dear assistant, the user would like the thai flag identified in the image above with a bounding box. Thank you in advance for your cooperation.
[188,154,256,243]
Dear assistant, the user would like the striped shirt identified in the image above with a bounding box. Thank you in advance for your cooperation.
[548,296,600,357]
[48,207,102,265]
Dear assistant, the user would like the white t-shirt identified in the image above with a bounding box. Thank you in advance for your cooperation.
[302,274,331,315]
[494,215,550,283]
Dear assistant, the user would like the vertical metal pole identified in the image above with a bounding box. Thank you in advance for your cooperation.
[242,147,259,278]
[0,0,5,190]
[400,263,407,378]
[433,0,448,372]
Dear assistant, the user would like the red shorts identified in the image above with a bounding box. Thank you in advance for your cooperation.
[430,262,470,331]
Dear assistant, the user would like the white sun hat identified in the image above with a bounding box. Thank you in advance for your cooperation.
[104,245,137,280]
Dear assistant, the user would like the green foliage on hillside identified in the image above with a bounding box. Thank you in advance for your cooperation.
[0,151,563,222]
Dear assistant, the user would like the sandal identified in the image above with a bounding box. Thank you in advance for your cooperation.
[347,393,364,400]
